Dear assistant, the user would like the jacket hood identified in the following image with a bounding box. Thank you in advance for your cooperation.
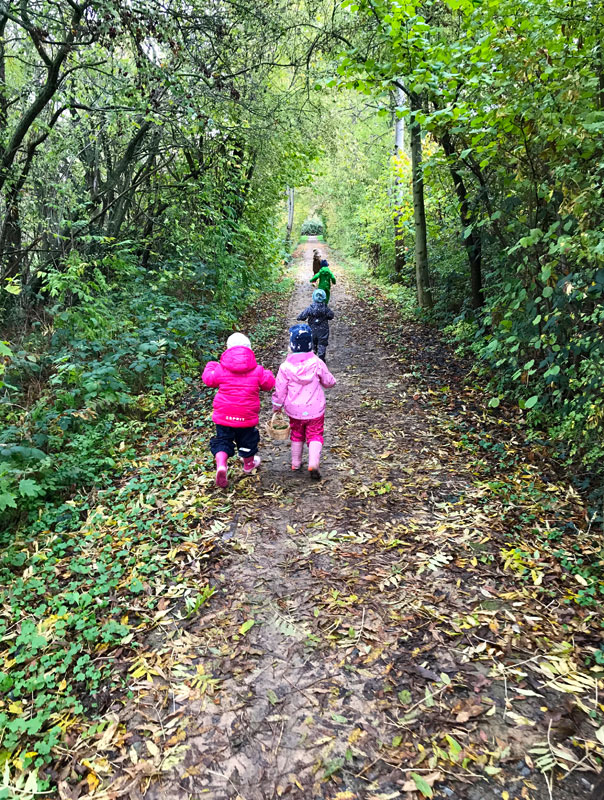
[286,352,320,384]
[220,346,258,373]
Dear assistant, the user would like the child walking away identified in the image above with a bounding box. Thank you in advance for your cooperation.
[310,260,336,303]
[202,332,275,488]
[272,324,336,481]
[297,288,334,362]
[312,249,322,275]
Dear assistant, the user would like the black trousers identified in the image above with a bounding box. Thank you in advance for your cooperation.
[312,333,329,360]
[210,424,259,458]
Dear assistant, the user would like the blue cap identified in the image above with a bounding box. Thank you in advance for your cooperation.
[289,324,313,353]
[313,289,327,303]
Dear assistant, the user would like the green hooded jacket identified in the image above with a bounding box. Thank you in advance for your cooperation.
[310,266,336,302]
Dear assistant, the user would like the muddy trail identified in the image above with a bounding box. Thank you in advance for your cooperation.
[93,240,602,800]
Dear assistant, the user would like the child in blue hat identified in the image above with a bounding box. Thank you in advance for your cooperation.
[272,324,336,480]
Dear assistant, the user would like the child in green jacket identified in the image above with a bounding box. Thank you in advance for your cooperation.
[310,261,336,303]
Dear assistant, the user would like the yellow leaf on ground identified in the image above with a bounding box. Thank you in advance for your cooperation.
[86,772,100,791]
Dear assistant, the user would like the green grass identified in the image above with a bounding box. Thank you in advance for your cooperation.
[298,234,325,244]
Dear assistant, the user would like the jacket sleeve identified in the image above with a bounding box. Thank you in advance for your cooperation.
[297,305,311,320]
[330,269,336,285]
[310,274,318,284]
[272,366,288,408]
[326,307,334,320]
[202,360,221,388]
[319,362,336,388]
[259,367,276,392]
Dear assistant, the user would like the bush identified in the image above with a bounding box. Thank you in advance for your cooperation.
[0,241,281,521]
[300,217,324,236]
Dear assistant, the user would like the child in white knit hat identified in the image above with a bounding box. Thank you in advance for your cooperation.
[202,332,275,487]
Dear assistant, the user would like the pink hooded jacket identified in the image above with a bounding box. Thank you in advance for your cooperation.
[272,352,336,420]
[202,347,275,427]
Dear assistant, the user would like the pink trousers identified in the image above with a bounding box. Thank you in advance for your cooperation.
[289,415,324,444]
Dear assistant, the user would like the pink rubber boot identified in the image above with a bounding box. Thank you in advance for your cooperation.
[291,441,303,470]
[243,454,261,474]
[215,452,228,488]
[308,441,322,481]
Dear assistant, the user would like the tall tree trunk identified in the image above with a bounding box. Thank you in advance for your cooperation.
[286,187,295,245]
[393,87,406,277]
[0,13,8,134]
[410,96,433,308]
[441,132,484,309]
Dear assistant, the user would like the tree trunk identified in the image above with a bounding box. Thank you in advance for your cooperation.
[0,13,8,134]
[441,132,484,309]
[409,96,433,308]
[393,87,406,277]
[286,187,295,245]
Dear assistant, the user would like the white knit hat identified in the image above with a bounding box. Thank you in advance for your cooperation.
[226,332,251,349]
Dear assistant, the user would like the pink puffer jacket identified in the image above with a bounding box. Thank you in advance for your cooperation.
[202,347,275,427]
[272,352,336,420]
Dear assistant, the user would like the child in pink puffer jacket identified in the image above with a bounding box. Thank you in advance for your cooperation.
[272,324,336,480]
[202,332,275,487]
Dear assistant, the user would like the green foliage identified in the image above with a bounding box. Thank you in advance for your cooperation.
[0,238,285,519]
[300,217,324,236]
[324,0,604,476]
[0,446,216,771]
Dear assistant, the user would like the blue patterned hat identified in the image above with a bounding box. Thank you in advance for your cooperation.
[289,324,313,353]
[312,289,327,303]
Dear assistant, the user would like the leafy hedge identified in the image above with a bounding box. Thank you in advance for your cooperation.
[300,217,324,236]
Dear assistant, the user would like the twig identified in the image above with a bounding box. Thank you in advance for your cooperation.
[273,719,285,757]
[353,606,366,647]
[545,719,555,800]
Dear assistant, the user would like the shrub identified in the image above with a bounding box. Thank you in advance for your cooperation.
[300,217,324,236]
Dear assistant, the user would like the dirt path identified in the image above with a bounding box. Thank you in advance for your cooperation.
[122,240,601,800]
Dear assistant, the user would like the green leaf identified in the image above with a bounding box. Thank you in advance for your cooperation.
[323,758,344,778]
[398,689,412,704]
[488,397,500,408]
[18,479,43,498]
[0,491,18,511]
[239,619,255,635]
[411,772,434,797]
[525,395,539,409]
[445,734,462,761]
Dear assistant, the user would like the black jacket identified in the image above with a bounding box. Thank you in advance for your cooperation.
[297,302,334,338]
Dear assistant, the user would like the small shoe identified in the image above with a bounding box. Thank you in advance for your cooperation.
[292,464,301,471]
[309,467,321,481]
[243,454,261,474]
[215,466,228,488]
